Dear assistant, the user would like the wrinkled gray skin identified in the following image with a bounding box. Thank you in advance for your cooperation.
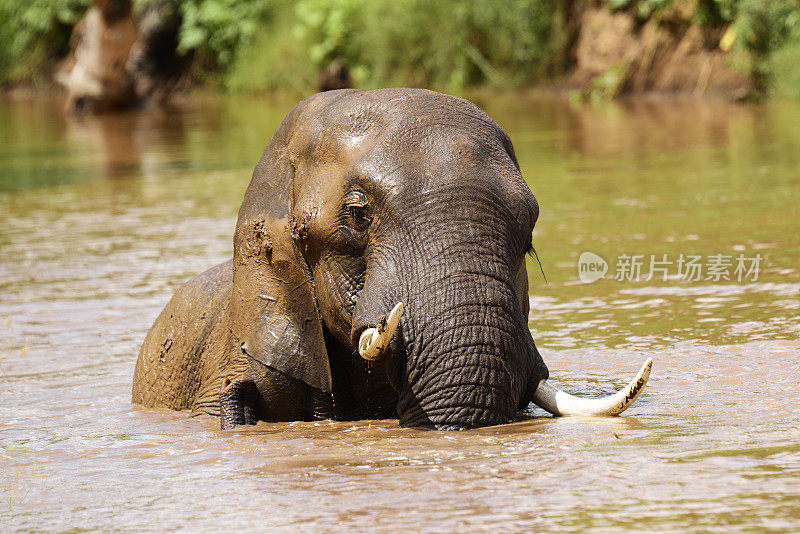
[132,88,550,429]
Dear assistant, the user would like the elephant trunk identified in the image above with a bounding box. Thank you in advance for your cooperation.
[360,295,652,423]
[375,269,545,429]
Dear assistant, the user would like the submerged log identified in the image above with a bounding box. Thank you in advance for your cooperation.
[57,0,138,113]
[57,0,181,113]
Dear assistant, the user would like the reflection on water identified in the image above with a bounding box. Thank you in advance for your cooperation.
[1,94,799,532]
[64,108,187,180]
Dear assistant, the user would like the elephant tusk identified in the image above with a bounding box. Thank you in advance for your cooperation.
[358,302,404,361]
[532,358,652,416]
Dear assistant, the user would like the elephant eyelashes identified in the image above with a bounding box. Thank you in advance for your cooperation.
[347,203,371,232]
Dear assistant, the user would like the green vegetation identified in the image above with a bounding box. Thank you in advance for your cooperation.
[0,0,566,93]
[0,0,91,87]
[171,0,270,69]
[733,0,800,97]
[608,0,738,22]
[227,0,566,93]
[1,0,799,97]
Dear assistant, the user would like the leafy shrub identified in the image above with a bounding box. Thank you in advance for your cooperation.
[229,0,563,94]
[0,0,91,86]
[732,0,800,94]
[607,0,675,19]
[172,0,270,68]
[607,0,738,23]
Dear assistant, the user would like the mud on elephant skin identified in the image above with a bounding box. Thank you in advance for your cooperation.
[132,88,652,430]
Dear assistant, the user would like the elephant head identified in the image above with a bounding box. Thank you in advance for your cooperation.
[228,88,650,429]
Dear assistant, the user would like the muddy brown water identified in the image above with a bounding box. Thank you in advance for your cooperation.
[1,94,799,532]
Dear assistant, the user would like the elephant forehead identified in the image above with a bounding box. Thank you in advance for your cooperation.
[284,89,533,209]
[289,89,506,165]
[359,129,524,193]
[289,103,389,166]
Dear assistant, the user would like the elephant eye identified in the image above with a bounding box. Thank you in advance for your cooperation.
[348,203,371,232]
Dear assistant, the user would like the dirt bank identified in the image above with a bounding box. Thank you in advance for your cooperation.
[563,2,753,99]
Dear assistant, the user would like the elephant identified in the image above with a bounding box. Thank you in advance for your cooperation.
[132,88,651,430]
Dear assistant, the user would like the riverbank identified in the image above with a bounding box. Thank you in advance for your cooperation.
[2,1,799,102]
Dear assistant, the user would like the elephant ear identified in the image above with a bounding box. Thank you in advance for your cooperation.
[228,105,332,392]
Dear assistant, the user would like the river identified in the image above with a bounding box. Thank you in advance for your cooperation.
[1,93,799,532]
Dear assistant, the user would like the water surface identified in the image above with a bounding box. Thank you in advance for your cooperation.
[1,94,799,532]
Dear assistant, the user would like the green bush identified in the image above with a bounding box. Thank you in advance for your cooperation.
[607,0,738,23]
[732,0,800,94]
[173,0,270,68]
[0,0,91,86]
[228,0,563,94]
[770,41,800,98]
[225,3,316,93]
